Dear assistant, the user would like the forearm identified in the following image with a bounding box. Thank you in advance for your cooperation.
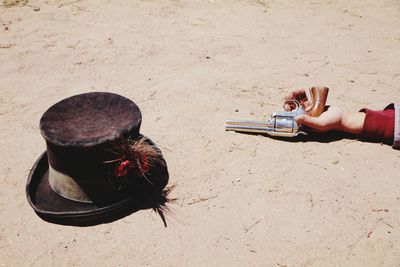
[358,108,395,140]
[339,108,396,142]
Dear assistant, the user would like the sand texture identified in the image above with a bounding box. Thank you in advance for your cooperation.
[1,0,400,266]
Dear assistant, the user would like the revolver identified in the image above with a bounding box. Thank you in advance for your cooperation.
[225,86,329,137]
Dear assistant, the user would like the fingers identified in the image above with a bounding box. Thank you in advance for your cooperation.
[284,88,306,102]
[284,88,309,111]
[297,89,308,102]
[284,102,297,111]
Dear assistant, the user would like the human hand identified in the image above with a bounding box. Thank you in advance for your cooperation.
[284,88,365,134]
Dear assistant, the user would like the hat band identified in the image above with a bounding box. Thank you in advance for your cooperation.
[48,166,93,203]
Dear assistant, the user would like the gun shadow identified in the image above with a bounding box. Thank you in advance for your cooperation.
[241,131,388,145]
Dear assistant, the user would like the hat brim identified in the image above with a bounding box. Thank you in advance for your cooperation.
[26,136,169,226]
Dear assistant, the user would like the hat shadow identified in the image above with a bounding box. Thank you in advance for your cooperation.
[39,186,175,227]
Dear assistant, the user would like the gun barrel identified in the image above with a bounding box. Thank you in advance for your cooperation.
[225,119,272,133]
[225,124,271,133]
[225,119,269,127]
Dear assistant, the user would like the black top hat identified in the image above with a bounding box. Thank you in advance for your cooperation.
[26,92,169,225]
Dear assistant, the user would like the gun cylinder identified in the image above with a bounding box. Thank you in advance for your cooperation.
[273,116,295,133]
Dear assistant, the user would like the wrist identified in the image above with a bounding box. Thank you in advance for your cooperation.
[339,112,366,134]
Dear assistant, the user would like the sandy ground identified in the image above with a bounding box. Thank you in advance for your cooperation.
[1,0,400,266]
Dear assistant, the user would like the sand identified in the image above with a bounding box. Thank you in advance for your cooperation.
[1,0,400,266]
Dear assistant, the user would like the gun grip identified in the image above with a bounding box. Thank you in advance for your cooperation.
[306,86,329,117]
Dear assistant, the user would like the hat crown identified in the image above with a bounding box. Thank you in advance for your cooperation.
[40,92,142,147]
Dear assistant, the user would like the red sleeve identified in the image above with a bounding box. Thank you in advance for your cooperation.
[360,107,395,140]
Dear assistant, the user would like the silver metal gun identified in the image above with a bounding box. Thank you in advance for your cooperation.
[225,87,329,137]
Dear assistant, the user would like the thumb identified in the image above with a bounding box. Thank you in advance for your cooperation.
[296,115,328,132]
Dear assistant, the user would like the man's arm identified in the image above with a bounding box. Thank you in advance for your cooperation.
[285,89,395,142]
[295,108,366,135]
